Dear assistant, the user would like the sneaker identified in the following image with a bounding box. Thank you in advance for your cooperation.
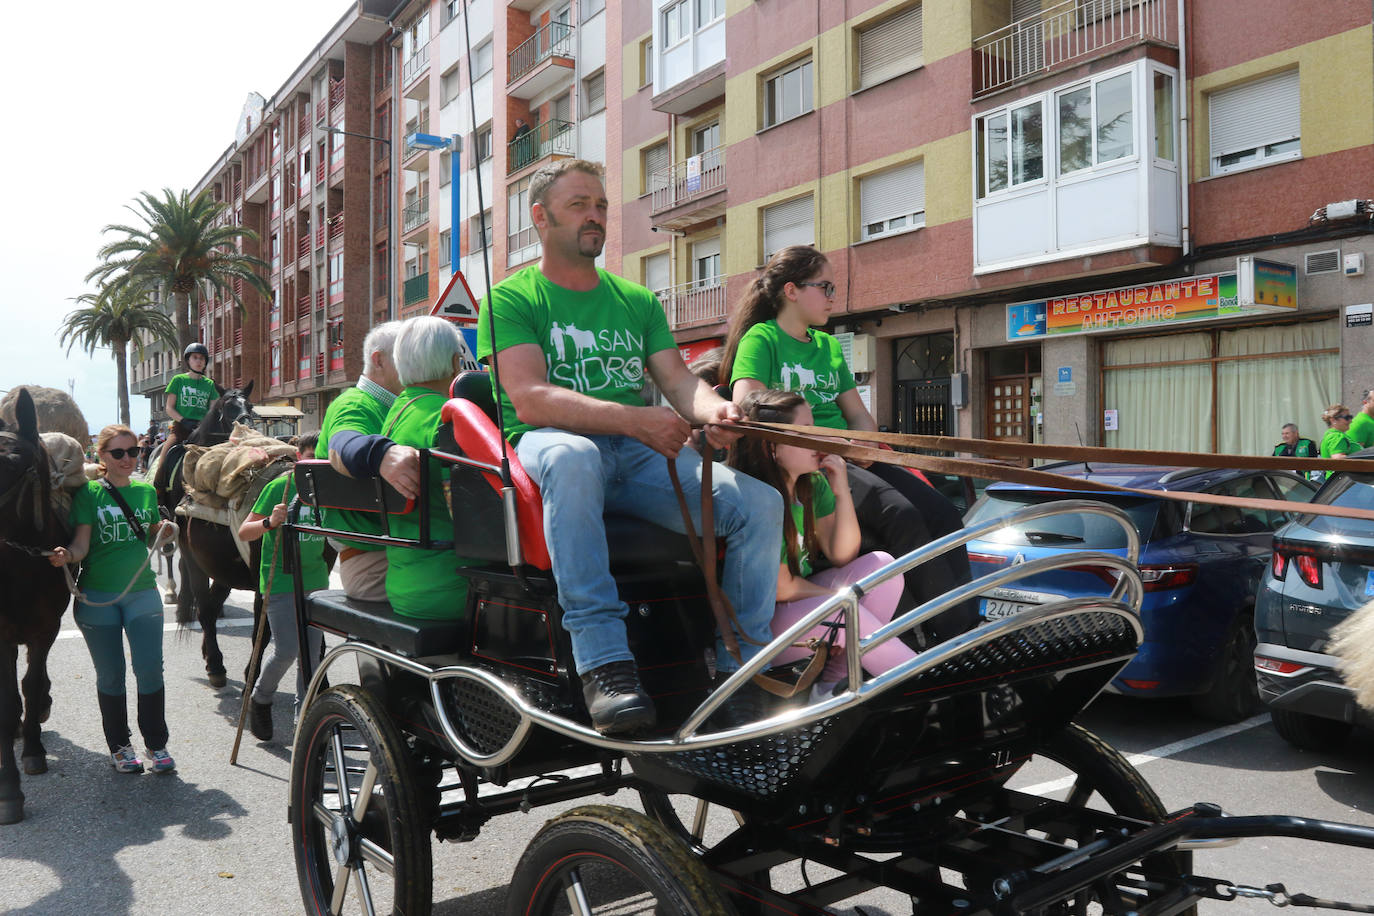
[580,661,656,735]
[249,699,273,742]
[110,746,144,774]
[146,747,176,774]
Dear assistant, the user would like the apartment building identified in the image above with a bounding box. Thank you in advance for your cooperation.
[616,0,1374,457]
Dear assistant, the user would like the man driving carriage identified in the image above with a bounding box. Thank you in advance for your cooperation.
[475,159,783,736]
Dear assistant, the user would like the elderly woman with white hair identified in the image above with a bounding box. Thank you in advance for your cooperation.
[381,316,479,619]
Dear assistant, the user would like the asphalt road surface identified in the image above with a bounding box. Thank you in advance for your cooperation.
[3,570,1373,915]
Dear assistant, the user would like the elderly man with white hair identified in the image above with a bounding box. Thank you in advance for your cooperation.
[379,316,478,619]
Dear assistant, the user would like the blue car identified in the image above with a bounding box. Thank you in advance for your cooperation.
[964,462,1317,721]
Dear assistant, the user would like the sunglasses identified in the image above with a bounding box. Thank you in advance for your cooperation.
[797,281,836,298]
[1338,414,1355,421]
[103,447,138,460]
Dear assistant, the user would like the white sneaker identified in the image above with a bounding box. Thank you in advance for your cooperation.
[110,746,144,774]
[146,747,176,774]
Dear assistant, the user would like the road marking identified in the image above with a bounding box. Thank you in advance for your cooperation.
[1020,714,1268,795]
[57,617,256,640]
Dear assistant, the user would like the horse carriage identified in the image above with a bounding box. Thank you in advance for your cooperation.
[274,372,1374,916]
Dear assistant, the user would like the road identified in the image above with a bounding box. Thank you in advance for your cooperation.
[2,573,1373,915]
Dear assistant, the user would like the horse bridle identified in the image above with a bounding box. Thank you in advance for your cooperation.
[0,429,50,554]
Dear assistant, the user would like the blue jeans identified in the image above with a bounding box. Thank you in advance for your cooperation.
[74,588,165,696]
[516,431,782,675]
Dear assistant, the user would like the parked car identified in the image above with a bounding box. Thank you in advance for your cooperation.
[965,462,1318,721]
[1255,455,1374,750]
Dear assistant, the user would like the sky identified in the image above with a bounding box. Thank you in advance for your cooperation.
[0,0,354,433]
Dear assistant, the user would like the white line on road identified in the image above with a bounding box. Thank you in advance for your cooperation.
[1020,713,1268,795]
[56,617,256,640]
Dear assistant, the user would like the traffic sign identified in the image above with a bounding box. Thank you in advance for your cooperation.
[431,270,480,324]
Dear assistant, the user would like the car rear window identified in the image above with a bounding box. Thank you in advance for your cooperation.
[1299,472,1374,537]
[966,490,1160,549]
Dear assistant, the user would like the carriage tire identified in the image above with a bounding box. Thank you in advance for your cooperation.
[291,685,432,916]
[1037,723,1196,916]
[506,805,734,916]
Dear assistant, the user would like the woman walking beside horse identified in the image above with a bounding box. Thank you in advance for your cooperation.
[48,424,176,774]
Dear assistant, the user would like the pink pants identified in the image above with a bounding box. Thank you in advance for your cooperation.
[771,551,915,682]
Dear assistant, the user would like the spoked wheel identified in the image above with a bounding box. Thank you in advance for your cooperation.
[507,805,734,916]
[637,787,747,853]
[1004,723,1196,916]
[291,685,432,916]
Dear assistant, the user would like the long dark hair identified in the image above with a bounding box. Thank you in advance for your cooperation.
[728,388,819,576]
[719,245,830,389]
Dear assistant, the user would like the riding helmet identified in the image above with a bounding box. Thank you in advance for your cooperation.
[183,342,210,364]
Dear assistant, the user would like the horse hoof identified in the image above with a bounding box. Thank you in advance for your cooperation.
[22,756,47,776]
[208,672,227,689]
[0,798,23,825]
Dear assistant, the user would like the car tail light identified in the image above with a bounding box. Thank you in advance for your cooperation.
[1255,656,1308,675]
[1271,549,1288,580]
[1063,564,1122,587]
[1296,554,1323,589]
[1138,563,1198,591]
[1122,679,1161,690]
[967,552,1007,566]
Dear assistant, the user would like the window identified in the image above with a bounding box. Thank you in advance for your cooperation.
[640,38,654,88]
[471,211,494,250]
[443,0,462,25]
[763,58,813,128]
[475,125,493,163]
[328,252,344,302]
[1153,71,1175,161]
[643,141,670,193]
[662,0,690,47]
[403,11,430,61]
[270,233,280,273]
[270,342,281,387]
[1057,70,1134,176]
[440,150,452,186]
[644,252,670,295]
[439,229,451,267]
[692,237,721,286]
[581,0,605,20]
[762,195,814,259]
[329,319,344,369]
[696,0,723,26]
[508,176,536,251]
[856,3,922,90]
[440,67,461,106]
[1209,69,1300,175]
[298,331,312,378]
[584,70,606,114]
[977,99,1043,196]
[471,40,493,80]
[860,160,925,241]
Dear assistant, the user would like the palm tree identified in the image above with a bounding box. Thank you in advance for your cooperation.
[60,283,178,426]
[87,188,271,351]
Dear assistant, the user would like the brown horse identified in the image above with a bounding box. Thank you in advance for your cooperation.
[0,389,71,824]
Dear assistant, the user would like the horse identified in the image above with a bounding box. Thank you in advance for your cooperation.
[0,389,72,824]
[153,383,262,689]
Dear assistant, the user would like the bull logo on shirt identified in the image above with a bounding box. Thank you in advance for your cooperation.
[781,362,841,403]
[181,384,210,411]
[95,502,156,545]
[547,322,645,393]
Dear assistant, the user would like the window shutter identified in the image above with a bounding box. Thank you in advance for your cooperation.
[645,253,670,293]
[860,160,925,226]
[858,4,922,89]
[1209,69,1300,159]
[763,195,814,257]
[645,142,670,191]
[586,72,605,110]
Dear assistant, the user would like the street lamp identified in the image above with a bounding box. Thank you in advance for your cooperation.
[398,129,462,291]
[324,125,395,320]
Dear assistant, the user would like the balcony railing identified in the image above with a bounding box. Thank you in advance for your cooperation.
[973,0,1169,97]
[650,148,726,213]
[660,278,727,329]
[328,215,345,243]
[298,234,310,260]
[507,119,575,173]
[329,79,346,108]
[315,99,327,124]
[402,43,430,86]
[402,196,430,233]
[316,289,326,310]
[403,272,429,305]
[508,21,574,85]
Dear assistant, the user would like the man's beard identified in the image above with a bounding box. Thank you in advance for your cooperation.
[547,210,605,257]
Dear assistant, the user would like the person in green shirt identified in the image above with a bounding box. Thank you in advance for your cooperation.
[237,433,328,740]
[721,244,975,644]
[1319,404,1361,478]
[1272,422,1321,482]
[48,424,176,774]
[382,316,478,620]
[164,342,218,431]
[1349,390,1374,449]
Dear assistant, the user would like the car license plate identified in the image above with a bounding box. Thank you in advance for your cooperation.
[983,599,1034,620]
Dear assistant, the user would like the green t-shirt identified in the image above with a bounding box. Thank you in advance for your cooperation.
[315,384,392,549]
[165,373,218,422]
[252,474,330,595]
[1320,427,1361,478]
[786,473,836,578]
[476,266,677,443]
[70,479,159,593]
[731,320,857,430]
[1349,412,1374,449]
[382,387,475,620]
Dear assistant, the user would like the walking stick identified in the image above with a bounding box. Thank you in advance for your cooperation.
[230,515,283,766]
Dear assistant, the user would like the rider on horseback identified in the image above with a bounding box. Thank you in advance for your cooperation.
[164,342,216,437]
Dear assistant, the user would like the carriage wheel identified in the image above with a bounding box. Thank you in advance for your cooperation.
[291,685,432,916]
[506,805,734,916]
[1008,723,1196,916]
[637,787,747,854]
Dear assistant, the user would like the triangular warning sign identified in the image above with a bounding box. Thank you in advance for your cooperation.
[430,270,480,324]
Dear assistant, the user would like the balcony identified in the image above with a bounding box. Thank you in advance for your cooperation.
[660,278,727,330]
[507,22,574,99]
[403,272,429,305]
[329,79,346,109]
[328,215,344,246]
[402,118,431,164]
[649,148,727,229]
[315,99,327,124]
[973,0,1170,98]
[402,196,430,234]
[507,119,574,174]
[298,233,310,260]
[244,169,270,204]
[315,225,326,248]
[402,43,430,89]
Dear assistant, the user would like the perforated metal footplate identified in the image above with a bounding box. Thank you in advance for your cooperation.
[658,721,831,798]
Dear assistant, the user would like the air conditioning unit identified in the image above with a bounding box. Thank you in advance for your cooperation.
[1346,253,1367,277]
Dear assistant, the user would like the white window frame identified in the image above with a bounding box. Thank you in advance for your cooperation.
[644,251,670,296]
[859,160,925,242]
[644,141,670,194]
[439,229,451,267]
[475,125,493,163]
[976,98,1046,198]
[583,70,606,114]
[1054,68,1136,177]
[855,3,923,91]
[471,39,493,80]
[1208,69,1301,176]
[581,0,605,21]
[762,57,814,129]
[661,0,691,49]
[471,211,494,250]
[440,66,461,106]
[439,149,452,187]
[761,195,814,260]
[696,0,724,27]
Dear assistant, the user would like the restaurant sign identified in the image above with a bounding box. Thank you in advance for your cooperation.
[1007,260,1297,341]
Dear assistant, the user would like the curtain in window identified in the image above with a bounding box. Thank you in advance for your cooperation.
[1102,332,1211,451]
[1215,320,1338,457]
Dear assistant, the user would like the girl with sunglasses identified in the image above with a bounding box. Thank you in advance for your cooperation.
[49,424,176,774]
[721,245,976,644]
[1319,404,1361,478]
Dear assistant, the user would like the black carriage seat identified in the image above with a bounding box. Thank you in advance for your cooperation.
[444,370,699,573]
[307,589,464,658]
